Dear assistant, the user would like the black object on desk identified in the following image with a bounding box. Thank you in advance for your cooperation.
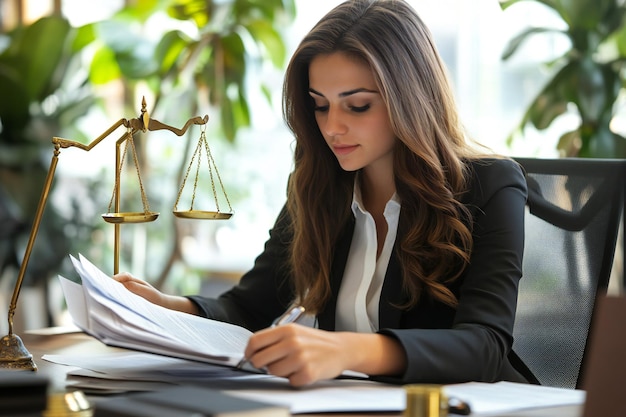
[93,385,290,417]
[0,370,48,416]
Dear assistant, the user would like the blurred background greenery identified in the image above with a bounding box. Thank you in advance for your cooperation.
[0,0,296,330]
[500,0,626,158]
[0,0,624,332]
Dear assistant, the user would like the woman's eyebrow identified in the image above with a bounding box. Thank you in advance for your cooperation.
[309,87,378,97]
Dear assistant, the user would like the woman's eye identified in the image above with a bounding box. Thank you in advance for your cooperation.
[314,104,329,112]
[350,104,370,113]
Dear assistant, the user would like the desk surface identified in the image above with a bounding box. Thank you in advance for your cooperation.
[20,330,582,417]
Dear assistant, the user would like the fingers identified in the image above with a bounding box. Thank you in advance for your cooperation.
[245,325,298,367]
[112,272,161,303]
[113,273,154,290]
[244,325,341,386]
[111,273,197,314]
[114,272,143,284]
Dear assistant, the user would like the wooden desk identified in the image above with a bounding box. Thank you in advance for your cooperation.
[21,331,583,417]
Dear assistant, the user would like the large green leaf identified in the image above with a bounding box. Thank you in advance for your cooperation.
[221,33,247,83]
[89,46,121,84]
[574,57,608,122]
[0,65,30,135]
[167,0,212,27]
[580,127,626,158]
[501,27,565,60]
[8,17,71,101]
[521,62,576,130]
[95,20,158,80]
[562,0,615,31]
[72,23,96,52]
[556,128,581,156]
[155,31,192,76]
[0,16,87,140]
[243,19,286,67]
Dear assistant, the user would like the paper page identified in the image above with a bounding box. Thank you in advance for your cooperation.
[443,381,586,415]
[61,254,253,365]
[43,351,251,379]
[58,275,90,332]
[81,277,249,361]
[43,351,278,392]
[66,375,173,394]
[218,379,406,414]
[75,254,252,351]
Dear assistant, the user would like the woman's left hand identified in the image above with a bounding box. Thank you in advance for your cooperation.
[243,324,407,386]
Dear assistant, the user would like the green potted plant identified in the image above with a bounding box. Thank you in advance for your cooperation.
[0,16,99,296]
[500,0,626,158]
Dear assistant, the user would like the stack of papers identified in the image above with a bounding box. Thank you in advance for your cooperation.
[43,346,588,416]
[59,254,253,367]
[53,254,587,415]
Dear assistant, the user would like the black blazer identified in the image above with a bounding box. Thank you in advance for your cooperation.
[189,158,536,385]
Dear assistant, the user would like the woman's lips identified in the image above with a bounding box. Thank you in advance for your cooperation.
[333,144,359,156]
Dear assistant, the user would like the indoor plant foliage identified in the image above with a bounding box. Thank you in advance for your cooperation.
[500,0,626,158]
[0,0,295,316]
[82,0,296,288]
[0,16,101,291]
[86,0,295,142]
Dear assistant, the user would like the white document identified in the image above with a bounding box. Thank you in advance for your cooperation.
[443,381,585,415]
[59,254,253,367]
[43,351,271,382]
[222,379,406,414]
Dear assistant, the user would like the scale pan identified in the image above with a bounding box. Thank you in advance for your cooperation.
[102,211,160,224]
[173,210,233,220]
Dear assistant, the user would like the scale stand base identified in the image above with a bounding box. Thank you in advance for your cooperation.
[0,333,37,371]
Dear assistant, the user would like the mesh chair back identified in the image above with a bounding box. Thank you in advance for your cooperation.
[512,157,626,389]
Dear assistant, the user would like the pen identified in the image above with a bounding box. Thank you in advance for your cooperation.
[236,305,306,370]
[270,305,306,327]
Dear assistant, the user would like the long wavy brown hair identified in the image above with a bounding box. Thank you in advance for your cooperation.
[283,0,485,314]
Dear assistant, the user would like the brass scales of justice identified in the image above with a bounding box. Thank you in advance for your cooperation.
[0,98,233,371]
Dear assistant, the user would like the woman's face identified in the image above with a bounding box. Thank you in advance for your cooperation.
[308,52,396,175]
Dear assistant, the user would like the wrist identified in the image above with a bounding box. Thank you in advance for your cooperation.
[165,295,199,315]
[340,332,407,377]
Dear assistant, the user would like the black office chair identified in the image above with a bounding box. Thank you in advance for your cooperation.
[512,157,626,389]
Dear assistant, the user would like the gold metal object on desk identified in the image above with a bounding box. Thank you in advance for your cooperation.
[404,384,448,417]
[1,97,231,371]
[44,391,92,417]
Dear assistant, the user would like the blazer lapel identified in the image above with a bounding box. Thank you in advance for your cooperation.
[317,218,354,331]
[378,249,405,329]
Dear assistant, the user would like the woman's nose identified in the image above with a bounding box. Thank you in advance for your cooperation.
[323,107,348,137]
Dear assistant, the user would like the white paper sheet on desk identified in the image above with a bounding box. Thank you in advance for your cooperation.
[443,381,585,415]
[43,350,270,382]
[43,350,586,415]
[45,352,273,395]
[42,350,405,413]
[219,379,406,414]
[58,254,254,366]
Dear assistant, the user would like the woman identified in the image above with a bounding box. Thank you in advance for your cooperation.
[115,0,534,387]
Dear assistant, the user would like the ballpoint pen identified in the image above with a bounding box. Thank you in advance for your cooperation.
[236,305,306,370]
[270,305,306,328]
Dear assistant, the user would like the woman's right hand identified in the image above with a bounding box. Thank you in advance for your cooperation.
[113,272,199,315]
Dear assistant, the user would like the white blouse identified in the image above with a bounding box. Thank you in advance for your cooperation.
[335,183,401,333]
